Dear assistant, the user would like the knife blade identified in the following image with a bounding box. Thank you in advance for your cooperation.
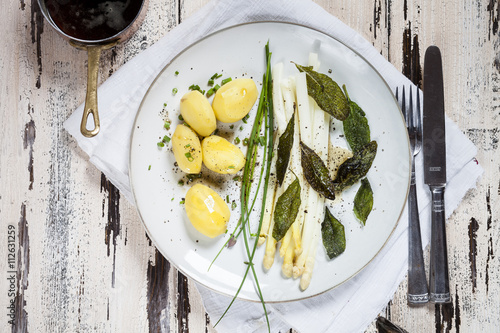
[423,45,451,303]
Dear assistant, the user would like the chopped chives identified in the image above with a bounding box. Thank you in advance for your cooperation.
[221,77,232,85]
[211,73,222,80]
[178,180,185,186]
[172,88,178,95]
[148,165,151,170]
[157,141,165,148]
[231,201,237,210]
[185,152,194,162]
[206,88,215,97]
[175,70,179,75]
[163,135,171,143]
[189,84,205,94]
[234,137,241,144]
[186,173,202,182]
[164,121,171,130]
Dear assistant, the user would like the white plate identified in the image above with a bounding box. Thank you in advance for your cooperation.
[130,22,410,302]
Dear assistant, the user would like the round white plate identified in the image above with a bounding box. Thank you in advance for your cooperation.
[129,22,410,302]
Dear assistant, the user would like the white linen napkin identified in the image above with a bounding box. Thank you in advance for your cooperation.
[64,0,483,332]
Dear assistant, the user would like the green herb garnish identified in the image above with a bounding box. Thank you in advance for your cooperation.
[353,178,374,225]
[334,140,378,191]
[272,178,301,241]
[300,141,336,200]
[206,88,215,97]
[221,77,232,85]
[342,86,370,152]
[208,73,222,85]
[321,208,346,259]
[213,42,273,332]
[189,84,205,94]
[276,114,294,186]
[294,63,350,121]
[186,173,202,182]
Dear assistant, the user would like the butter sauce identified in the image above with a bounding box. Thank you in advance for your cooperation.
[45,0,143,41]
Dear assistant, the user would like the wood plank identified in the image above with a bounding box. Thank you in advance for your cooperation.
[0,0,498,332]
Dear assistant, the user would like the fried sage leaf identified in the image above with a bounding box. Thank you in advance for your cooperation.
[353,178,374,225]
[334,140,378,191]
[276,114,295,186]
[272,178,301,241]
[294,63,350,121]
[321,208,346,259]
[300,141,336,200]
[343,100,370,152]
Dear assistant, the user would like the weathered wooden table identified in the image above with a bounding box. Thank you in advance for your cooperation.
[1,0,498,332]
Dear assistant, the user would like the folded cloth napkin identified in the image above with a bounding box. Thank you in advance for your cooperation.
[64,0,483,332]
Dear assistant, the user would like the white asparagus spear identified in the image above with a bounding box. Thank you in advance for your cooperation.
[300,109,330,289]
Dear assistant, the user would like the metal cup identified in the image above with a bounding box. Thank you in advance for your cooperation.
[37,0,148,137]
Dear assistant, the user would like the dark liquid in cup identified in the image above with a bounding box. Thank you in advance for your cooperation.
[45,0,143,41]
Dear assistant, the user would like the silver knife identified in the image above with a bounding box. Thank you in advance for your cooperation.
[423,45,451,303]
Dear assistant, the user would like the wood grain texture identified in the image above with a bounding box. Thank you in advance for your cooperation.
[0,0,498,332]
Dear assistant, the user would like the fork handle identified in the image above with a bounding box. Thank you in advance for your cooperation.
[428,185,451,303]
[407,164,429,305]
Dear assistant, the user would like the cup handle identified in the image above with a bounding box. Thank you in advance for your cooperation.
[81,45,103,137]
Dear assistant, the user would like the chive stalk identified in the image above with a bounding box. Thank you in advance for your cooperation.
[214,41,273,332]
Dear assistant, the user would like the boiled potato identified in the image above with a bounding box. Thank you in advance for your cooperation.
[212,78,258,123]
[185,184,230,238]
[201,135,245,174]
[171,124,202,174]
[180,90,217,137]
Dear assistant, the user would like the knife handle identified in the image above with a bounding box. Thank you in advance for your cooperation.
[428,185,451,303]
[407,164,429,305]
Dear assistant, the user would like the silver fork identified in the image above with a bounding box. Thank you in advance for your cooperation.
[397,86,429,305]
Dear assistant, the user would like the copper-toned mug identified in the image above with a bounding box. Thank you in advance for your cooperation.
[37,0,148,137]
